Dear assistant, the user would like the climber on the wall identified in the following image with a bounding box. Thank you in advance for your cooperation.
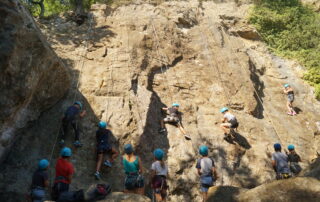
[196,145,218,202]
[30,159,49,202]
[271,143,291,180]
[52,147,74,200]
[285,144,302,176]
[150,148,168,202]
[60,101,86,147]
[220,107,239,138]
[283,84,297,116]
[159,103,191,139]
[94,121,119,180]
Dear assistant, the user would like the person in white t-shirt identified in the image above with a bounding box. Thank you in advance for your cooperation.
[150,148,168,201]
[220,107,239,137]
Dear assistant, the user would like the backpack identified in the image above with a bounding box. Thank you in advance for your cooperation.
[57,190,84,202]
[86,183,111,201]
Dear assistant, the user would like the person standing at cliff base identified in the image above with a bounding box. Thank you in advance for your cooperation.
[60,101,86,147]
[30,159,49,202]
[52,147,74,200]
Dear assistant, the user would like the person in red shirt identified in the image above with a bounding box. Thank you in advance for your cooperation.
[52,147,74,200]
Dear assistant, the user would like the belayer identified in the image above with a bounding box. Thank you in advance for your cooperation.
[283,84,297,116]
[196,145,218,202]
[30,159,49,202]
[94,121,119,180]
[150,148,168,202]
[159,103,191,139]
[220,107,239,138]
[52,147,74,200]
[286,144,302,176]
[60,101,86,147]
[271,143,291,180]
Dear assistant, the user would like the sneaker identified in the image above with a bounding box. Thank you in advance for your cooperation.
[287,112,293,116]
[59,139,65,146]
[104,160,113,168]
[94,171,101,180]
[73,140,83,147]
[159,128,166,133]
[292,111,297,115]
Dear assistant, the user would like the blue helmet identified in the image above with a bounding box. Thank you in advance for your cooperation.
[288,144,295,150]
[38,159,49,170]
[220,107,228,113]
[284,84,290,88]
[98,121,107,129]
[274,143,281,150]
[172,103,180,107]
[199,145,208,156]
[74,101,83,110]
[60,147,72,157]
[124,144,133,154]
[154,148,164,160]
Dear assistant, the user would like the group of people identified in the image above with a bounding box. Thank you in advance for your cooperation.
[29,83,299,201]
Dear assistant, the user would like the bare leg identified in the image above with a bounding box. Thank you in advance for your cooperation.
[160,120,165,128]
[155,193,162,201]
[110,148,119,163]
[202,192,208,202]
[178,124,187,135]
[220,124,229,134]
[137,187,145,195]
[287,102,292,113]
[96,153,103,172]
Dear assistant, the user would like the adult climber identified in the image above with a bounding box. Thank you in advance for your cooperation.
[30,159,49,202]
[60,101,86,147]
[286,144,302,176]
[94,121,119,180]
[196,145,218,202]
[159,103,190,139]
[220,107,238,137]
[122,144,145,195]
[52,147,74,200]
[283,84,297,116]
[150,148,168,201]
[271,143,291,180]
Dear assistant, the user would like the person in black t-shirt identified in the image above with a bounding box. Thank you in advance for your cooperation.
[94,121,119,180]
[286,144,302,175]
[159,103,190,139]
[30,159,49,202]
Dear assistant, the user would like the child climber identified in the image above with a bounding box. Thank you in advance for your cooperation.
[220,107,239,138]
[286,144,302,176]
[196,145,218,202]
[283,84,297,116]
[159,103,191,139]
[150,148,168,201]
[94,121,119,180]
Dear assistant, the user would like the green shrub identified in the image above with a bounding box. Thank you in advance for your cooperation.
[249,0,320,99]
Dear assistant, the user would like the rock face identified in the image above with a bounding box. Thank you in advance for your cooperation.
[0,0,320,201]
[0,0,70,162]
[238,177,320,202]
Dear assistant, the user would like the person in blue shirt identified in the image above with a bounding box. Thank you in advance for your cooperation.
[94,121,119,180]
[60,101,86,147]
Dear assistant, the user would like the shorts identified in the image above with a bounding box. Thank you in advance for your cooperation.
[152,175,168,194]
[97,143,112,154]
[200,176,214,192]
[164,116,180,123]
[124,173,144,190]
[221,122,238,129]
[31,188,45,202]
[287,94,294,102]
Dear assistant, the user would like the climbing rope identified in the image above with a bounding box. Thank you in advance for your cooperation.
[47,13,94,186]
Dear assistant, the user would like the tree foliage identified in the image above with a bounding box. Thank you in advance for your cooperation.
[249,0,320,99]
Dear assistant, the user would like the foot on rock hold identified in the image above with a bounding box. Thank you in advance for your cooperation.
[184,134,191,140]
[94,171,101,180]
[104,160,112,167]
[287,112,293,116]
[159,128,166,133]
[73,140,83,147]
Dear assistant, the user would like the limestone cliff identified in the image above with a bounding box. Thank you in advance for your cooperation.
[0,0,319,201]
[0,0,70,162]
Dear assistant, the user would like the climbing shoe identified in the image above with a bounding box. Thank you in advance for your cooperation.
[159,128,166,133]
[94,171,101,180]
[292,111,297,116]
[103,160,113,168]
[73,140,83,147]
[287,112,293,116]
[59,139,65,146]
